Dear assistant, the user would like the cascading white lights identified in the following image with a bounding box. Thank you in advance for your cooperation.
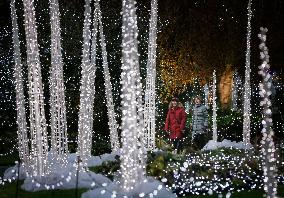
[120,0,146,191]
[231,70,239,111]
[243,0,252,146]
[22,0,49,176]
[144,0,158,151]
[77,0,119,163]
[204,83,209,109]
[212,70,217,142]
[96,0,120,152]
[77,0,94,165]
[258,27,277,198]
[49,0,68,161]
[10,0,30,172]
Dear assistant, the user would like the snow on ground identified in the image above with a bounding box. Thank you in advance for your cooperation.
[3,152,119,191]
[202,139,252,151]
[82,177,176,198]
[3,151,176,197]
[21,168,111,191]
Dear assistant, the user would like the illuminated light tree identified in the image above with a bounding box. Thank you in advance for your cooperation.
[78,0,119,162]
[243,0,252,146]
[231,70,239,111]
[49,0,68,160]
[96,0,119,152]
[258,27,277,198]
[77,0,94,165]
[212,70,217,142]
[204,83,209,109]
[120,0,146,191]
[22,0,49,176]
[10,0,30,170]
[144,0,158,151]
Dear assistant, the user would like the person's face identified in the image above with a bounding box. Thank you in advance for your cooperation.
[195,98,201,105]
[172,100,177,107]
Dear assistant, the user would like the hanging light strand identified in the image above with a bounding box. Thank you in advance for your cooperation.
[231,70,239,111]
[258,27,277,198]
[212,70,217,142]
[22,0,49,176]
[243,0,253,145]
[120,0,146,191]
[10,0,30,171]
[204,83,209,109]
[96,0,120,152]
[77,0,93,165]
[144,0,158,151]
[49,0,68,161]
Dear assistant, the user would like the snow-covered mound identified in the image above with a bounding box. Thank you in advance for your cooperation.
[21,169,111,191]
[86,151,119,167]
[3,152,119,191]
[82,177,176,198]
[202,139,252,151]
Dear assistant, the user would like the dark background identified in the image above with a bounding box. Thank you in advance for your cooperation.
[0,0,283,153]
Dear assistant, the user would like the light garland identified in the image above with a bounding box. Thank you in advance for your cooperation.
[144,0,158,151]
[22,0,49,176]
[258,27,277,198]
[243,0,252,146]
[96,0,119,152]
[49,0,68,162]
[10,0,30,171]
[212,70,217,142]
[120,0,146,191]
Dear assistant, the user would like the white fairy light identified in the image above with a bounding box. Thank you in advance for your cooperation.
[231,70,239,111]
[49,0,68,162]
[243,0,252,146]
[10,0,30,171]
[96,0,120,152]
[144,0,158,151]
[77,0,94,165]
[258,27,277,198]
[204,83,209,109]
[212,70,217,142]
[120,0,146,191]
[22,0,49,176]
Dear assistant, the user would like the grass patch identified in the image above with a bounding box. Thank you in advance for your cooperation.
[0,154,19,166]
[0,181,88,198]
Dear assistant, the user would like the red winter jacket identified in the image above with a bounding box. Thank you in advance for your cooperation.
[164,107,187,139]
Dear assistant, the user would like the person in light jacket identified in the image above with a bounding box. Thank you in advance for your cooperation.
[191,95,208,150]
[164,97,187,153]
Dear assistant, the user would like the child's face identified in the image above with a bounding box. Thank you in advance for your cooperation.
[195,98,201,104]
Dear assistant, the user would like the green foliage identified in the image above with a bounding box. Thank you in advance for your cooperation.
[147,154,166,177]
[146,151,186,187]
[89,159,120,180]
[0,154,19,166]
[91,140,112,157]
[205,108,262,143]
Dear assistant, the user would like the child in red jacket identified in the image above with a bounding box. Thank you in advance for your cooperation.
[164,97,187,153]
